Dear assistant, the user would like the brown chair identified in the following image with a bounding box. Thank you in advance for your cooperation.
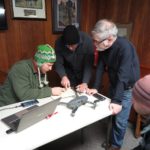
[135,114,142,138]
[129,107,142,138]
[135,114,150,138]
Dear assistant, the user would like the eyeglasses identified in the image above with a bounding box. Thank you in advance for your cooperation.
[93,38,108,45]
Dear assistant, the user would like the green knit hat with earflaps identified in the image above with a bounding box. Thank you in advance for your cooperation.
[34,44,56,67]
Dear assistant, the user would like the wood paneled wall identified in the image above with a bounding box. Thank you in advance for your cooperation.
[0,0,98,83]
[0,0,58,73]
[0,0,150,83]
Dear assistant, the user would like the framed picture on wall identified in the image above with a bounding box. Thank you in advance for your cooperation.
[52,0,81,33]
[0,0,8,30]
[117,23,132,39]
[11,0,46,19]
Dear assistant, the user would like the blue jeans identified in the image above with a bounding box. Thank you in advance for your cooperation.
[110,89,132,148]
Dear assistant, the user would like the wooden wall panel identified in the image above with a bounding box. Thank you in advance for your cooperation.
[0,32,9,71]
[81,0,98,33]
[140,66,150,77]
[0,0,58,70]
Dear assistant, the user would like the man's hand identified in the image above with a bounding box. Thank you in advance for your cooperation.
[109,103,122,115]
[61,76,70,89]
[86,88,98,95]
[76,83,88,93]
[51,87,65,96]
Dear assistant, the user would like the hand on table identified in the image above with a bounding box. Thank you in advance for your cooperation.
[61,76,70,89]
[76,83,88,93]
[51,87,65,96]
[86,88,98,95]
[109,103,122,115]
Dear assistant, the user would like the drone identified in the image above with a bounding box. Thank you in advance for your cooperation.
[59,92,105,117]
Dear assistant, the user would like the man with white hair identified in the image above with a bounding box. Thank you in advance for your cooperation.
[88,19,140,150]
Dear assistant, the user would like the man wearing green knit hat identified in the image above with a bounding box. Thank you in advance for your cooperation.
[0,44,64,106]
[34,44,56,67]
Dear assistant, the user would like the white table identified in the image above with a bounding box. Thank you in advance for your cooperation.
[0,89,112,150]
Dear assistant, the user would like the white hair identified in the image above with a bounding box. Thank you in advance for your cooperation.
[92,19,118,40]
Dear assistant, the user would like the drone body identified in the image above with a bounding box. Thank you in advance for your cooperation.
[67,95,89,116]
[60,94,104,116]
[59,90,106,116]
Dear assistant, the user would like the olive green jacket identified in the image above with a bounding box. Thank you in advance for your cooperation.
[0,59,52,106]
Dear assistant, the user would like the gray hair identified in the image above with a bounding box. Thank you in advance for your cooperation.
[92,19,118,40]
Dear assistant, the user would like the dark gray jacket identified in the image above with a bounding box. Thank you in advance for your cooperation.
[0,59,52,106]
[55,31,94,86]
[94,37,140,104]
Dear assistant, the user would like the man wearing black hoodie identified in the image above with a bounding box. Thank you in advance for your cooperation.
[55,25,94,92]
